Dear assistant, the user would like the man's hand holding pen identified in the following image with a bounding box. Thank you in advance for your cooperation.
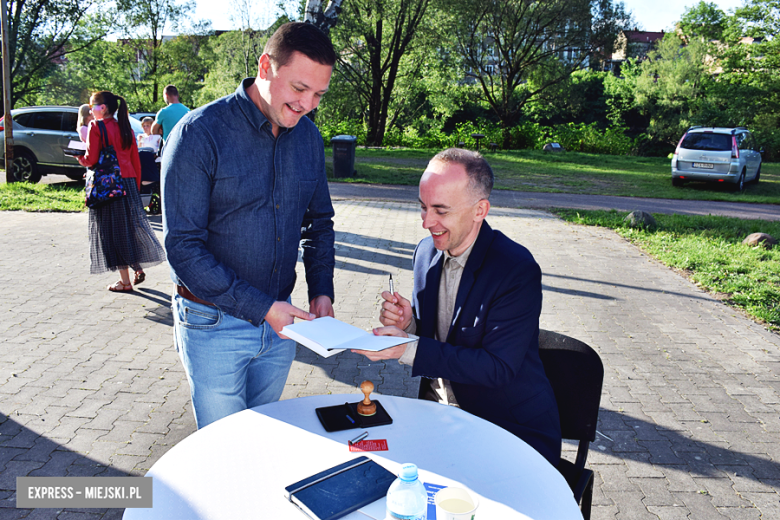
[351,276,413,361]
[379,290,413,330]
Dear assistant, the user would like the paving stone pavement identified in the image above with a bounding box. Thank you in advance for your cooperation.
[1,198,780,519]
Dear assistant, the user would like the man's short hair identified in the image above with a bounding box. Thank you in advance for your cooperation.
[431,148,494,200]
[164,85,179,98]
[263,22,336,68]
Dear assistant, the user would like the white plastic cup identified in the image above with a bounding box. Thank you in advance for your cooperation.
[434,487,479,520]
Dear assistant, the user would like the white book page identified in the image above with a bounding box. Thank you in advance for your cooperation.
[283,316,367,350]
[282,317,414,356]
[281,327,343,358]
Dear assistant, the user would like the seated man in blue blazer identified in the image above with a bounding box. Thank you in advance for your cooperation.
[352,148,561,466]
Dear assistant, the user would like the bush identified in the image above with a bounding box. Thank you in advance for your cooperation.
[452,120,544,150]
[317,117,637,155]
[750,114,780,162]
[543,122,635,155]
[509,123,546,149]
[317,118,367,146]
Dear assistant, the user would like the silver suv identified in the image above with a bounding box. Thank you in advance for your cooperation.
[671,127,762,191]
[0,105,144,183]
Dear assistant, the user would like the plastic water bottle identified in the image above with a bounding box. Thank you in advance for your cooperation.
[386,463,427,520]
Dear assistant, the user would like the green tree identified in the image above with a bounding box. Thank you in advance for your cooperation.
[523,69,610,126]
[34,39,138,106]
[196,28,271,105]
[115,0,196,109]
[678,1,726,43]
[705,0,780,158]
[195,15,294,107]
[320,6,462,144]
[158,33,211,108]
[730,0,780,39]
[3,0,114,108]
[603,57,646,133]
[328,0,435,146]
[449,0,631,148]
[633,33,711,146]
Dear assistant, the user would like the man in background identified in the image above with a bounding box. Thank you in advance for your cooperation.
[153,85,189,140]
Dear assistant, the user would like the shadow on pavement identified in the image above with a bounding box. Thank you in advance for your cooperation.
[0,412,129,519]
[133,288,172,310]
[590,408,780,482]
[543,284,617,301]
[546,273,718,303]
[331,231,417,275]
[336,231,416,254]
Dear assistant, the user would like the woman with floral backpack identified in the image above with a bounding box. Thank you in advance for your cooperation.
[78,91,165,291]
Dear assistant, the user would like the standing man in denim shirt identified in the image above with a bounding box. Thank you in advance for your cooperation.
[161,22,337,429]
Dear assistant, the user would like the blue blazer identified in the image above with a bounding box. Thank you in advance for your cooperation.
[411,221,561,465]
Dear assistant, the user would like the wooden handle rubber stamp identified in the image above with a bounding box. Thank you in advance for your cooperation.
[357,380,376,416]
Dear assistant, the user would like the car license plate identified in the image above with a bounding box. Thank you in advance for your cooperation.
[692,162,714,169]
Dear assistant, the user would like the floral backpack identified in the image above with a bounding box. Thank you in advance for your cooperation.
[85,120,127,208]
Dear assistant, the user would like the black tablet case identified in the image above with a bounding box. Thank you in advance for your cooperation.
[316,401,393,432]
[285,456,396,520]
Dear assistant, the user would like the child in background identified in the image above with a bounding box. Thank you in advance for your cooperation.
[137,117,162,152]
[77,104,93,142]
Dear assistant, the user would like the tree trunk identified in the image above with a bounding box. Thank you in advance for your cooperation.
[366,96,384,146]
[151,38,160,105]
[501,120,511,150]
[365,18,384,146]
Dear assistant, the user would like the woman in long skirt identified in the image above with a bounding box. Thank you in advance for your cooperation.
[79,90,165,291]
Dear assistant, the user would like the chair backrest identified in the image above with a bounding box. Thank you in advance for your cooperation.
[138,149,160,183]
[538,330,604,443]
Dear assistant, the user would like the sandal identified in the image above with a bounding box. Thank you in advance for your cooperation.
[133,271,146,286]
[108,281,133,292]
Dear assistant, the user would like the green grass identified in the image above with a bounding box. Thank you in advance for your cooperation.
[0,181,85,212]
[325,148,780,204]
[4,148,780,211]
[551,208,780,329]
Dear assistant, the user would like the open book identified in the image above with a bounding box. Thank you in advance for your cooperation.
[64,140,87,157]
[282,316,415,358]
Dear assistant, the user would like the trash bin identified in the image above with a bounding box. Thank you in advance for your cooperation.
[330,135,357,178]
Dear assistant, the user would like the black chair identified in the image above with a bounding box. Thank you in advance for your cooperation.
[538,330,604,520]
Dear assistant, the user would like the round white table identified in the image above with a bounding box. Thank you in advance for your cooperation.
[124,395,582,520]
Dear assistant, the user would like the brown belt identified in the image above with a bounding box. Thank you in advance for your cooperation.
[176,285,215,307]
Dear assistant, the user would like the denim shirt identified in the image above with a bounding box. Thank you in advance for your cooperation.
[161,78,335,326]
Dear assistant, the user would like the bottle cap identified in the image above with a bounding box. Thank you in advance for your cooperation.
[398,463,418,481]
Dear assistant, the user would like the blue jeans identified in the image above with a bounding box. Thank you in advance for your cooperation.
[172,294,296,429]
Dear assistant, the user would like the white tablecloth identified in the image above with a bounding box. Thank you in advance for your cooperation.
[124,394,582,520]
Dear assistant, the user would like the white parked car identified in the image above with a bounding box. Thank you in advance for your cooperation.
[671,127,762,192]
